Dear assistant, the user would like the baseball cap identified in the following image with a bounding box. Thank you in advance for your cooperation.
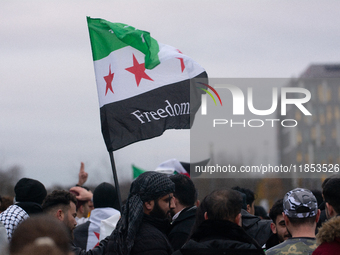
[283,188,318,218]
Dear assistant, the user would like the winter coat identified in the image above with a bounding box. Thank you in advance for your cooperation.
[168,206,196,251]
[313,216,340,255]
[130,215,173,255]
[173,219,265,255]
[242,209,272,247]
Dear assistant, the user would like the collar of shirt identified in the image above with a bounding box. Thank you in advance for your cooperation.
[172,208,184,222]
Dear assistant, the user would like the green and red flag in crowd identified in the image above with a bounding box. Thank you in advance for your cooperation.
[132,158,210,179]
[87,17,207,151]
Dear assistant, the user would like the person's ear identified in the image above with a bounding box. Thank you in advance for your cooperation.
[326,202,335,218]
[196,200,200,207]
[79,204,84,214]
[283,213,289,227]
[143,200,154,214]
[270,222,277,234]
[204,212,208,220]
[246,204,251,214]
[56,209,64,221]
[235,213,242,226]
[316,209,321,223]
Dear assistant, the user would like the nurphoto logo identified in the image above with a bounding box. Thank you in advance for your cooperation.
[199,82,312,128]
[197,82,223,115]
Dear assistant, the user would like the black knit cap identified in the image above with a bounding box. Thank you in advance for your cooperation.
[93,182,117,209]
[14,178,47,205]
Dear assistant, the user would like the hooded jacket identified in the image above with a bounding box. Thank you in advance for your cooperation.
[313,216,340,255]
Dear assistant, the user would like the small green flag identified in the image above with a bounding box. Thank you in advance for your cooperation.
[132,165,148,179]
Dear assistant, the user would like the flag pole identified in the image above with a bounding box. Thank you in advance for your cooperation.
[109,151,123,211]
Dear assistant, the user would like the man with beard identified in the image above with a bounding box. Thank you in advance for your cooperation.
[42,190,108,255]
[42,191,78,239]
[265,199,291,250]
[105,171,175,255]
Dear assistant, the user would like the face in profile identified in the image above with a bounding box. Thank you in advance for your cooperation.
[63,202,77,239]
[273,214,290,242]
[150,193,175,220]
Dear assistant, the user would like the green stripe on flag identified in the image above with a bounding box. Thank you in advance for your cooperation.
[87,17,160,69]
[132,164,148,179]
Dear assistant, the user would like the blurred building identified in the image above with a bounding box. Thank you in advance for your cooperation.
[278,64,340,167]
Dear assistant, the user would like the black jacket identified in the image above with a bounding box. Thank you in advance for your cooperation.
[168,206,197,251]
[130,215,173,255]
[241,209,272,247]
[173,219,265,255]
[73,221,91,250]
[264,233,280,251]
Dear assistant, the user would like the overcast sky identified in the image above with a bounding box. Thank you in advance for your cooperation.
[1,0,340,188]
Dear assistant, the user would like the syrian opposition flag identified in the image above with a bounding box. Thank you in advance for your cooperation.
[87,17,207,151]
[132,158,210,179]
[155,158,190,176]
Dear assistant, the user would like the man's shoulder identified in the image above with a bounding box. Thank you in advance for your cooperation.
[178,207,196,218]
[137,219,167,238]
[132,221,173,255]
[73,221,91,250]
[171,207,196,227]
[313,238,340,255]
[74,221,90,234]
[266,238,317,255]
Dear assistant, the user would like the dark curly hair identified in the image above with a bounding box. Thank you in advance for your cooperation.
[42,190,77,214]
[269,198,283,224]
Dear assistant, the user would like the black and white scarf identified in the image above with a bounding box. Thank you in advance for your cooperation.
[106,171,175,255]
[0,205,29,240]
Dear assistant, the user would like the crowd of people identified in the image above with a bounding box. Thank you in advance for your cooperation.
[0,163,339,255]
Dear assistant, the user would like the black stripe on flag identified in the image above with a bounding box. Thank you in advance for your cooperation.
[101,71,207,151]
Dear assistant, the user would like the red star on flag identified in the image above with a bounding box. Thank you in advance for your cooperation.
[176,49,185,72]
[93,232,100,248]
[104,64,114,95]
[125,54,153,86]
